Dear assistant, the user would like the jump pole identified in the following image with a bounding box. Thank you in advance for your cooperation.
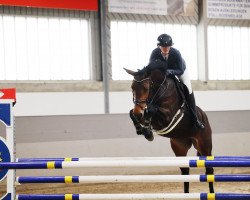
[15,193,250,200]
[16,156,250,162]
[2,160,250,169]
[16,174,250,184]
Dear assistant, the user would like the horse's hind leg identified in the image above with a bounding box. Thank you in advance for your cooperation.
[197,152,214,193]
[181,167,190,193]
[170,138,192,193]
[195,128,214,193]
[206,167,214,193]
[194,109,214,193]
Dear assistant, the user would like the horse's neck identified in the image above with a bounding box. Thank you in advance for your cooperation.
[169,79,183,108]
[165,80,183,113]
[152,78,183,125]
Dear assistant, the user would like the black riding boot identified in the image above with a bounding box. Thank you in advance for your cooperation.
[188,92,205,129]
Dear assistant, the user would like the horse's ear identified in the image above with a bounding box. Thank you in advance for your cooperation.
[124,68,136,76]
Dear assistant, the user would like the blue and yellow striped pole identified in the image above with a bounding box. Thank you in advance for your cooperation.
[189,160,250,167]
[17,194,79,200]
[200,193,250,200]
[16,156,250,163]
[17,176,79,183]
[15,193,250,200]
[2,160,250,169]
[16,174,250,184]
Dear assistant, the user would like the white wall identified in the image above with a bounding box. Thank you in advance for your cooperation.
[14,90,250,116]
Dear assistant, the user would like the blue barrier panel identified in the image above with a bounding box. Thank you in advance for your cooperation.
[0,104,11,126]
[0,137,11,181]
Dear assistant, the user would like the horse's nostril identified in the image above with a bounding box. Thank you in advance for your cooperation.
[133,106,140,113]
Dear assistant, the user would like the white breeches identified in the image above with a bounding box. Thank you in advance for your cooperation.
[180,68,192,94]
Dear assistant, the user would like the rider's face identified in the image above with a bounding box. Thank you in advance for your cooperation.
[160,46,170,56]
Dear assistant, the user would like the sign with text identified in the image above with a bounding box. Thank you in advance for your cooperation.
[108,0,195,16]
[108,0,167,15]
[207,0,250,19]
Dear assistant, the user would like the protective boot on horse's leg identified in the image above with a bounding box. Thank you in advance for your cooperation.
[188,93,205,129]
[129,109,154,141]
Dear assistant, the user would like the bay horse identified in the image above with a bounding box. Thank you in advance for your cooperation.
[124,67,214,193]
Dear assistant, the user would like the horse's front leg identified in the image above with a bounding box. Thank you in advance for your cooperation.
[129,109,154,141]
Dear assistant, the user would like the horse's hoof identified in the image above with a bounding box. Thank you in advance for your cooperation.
[145,134,154,141]
[136,130,143,135]
[142,128,154,141]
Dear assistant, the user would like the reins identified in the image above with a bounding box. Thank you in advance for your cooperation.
[133,75,169,107]
[148,75,168,105]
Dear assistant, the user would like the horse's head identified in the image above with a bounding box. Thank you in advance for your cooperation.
[124,67,165,119]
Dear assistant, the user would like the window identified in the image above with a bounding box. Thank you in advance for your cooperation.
[110,21,198,80]
[208,26,250,80]
[0,14,90,80]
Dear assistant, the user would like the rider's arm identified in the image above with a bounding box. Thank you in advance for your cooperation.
[166,48,186,76]
[149,48,162,63]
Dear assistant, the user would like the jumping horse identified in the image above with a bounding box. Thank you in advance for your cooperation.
[124,66,214,193]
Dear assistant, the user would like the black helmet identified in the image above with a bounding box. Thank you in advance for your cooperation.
[157,34,173,47]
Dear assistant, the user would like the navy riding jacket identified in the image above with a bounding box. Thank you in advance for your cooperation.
[149,47,186,76]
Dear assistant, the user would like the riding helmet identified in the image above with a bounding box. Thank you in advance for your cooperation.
[157,34,173,47]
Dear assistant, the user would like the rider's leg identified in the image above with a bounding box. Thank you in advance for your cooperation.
[179,69,205,129]
[188,93,205,129]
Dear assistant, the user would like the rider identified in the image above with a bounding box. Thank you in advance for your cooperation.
[147,33,204,129]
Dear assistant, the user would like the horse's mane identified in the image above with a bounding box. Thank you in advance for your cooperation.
[147,60,166,72]
[137,60,166,78]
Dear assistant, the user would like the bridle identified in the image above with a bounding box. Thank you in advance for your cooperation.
[132,78,151,108]
[130,74,170,140]
[133,75,168,110]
